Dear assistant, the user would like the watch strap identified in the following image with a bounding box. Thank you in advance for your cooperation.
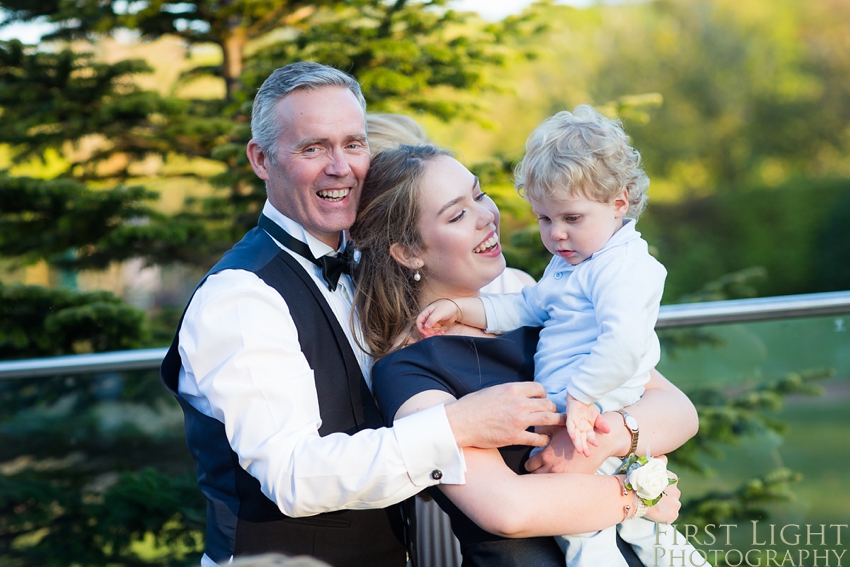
[616,409,639,459]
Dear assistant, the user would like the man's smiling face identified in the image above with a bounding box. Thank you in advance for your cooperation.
[258,86,370,248]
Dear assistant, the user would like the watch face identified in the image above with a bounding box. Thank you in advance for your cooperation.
[624,415,639,431]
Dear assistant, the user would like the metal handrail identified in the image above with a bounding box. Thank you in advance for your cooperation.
[2,290,849,380]
[654,289,850,328]
[0,347,169,380]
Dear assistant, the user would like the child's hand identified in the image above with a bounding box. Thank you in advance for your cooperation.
[416,299,462,338]
[565,394,601,457]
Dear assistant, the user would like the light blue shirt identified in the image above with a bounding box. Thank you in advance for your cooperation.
[481,219,666,413]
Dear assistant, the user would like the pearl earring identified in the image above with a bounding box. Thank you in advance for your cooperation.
[413,270,421,282]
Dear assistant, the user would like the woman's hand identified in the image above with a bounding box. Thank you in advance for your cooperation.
[525,413,613,474]
[643,468,681,525]
[632,456,681,525]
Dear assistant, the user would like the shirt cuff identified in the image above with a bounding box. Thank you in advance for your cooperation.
[480,295,512,335]
[393,404,466,486]
[566,381,597,405]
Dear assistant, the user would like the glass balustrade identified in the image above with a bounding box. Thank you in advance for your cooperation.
[656,313,849,565]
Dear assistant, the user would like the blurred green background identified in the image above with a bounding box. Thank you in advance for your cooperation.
[1,0,848,565]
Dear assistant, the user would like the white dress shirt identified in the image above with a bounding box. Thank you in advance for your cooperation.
[178,201,466,532]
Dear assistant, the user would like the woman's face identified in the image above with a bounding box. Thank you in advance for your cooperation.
[414,155,506,302]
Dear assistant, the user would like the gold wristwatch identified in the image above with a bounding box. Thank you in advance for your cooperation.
[615,409,639,459]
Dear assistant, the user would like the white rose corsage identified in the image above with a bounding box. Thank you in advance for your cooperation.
[617,454,677,506]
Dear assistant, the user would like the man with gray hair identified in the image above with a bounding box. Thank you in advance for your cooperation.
[161,62,561,567]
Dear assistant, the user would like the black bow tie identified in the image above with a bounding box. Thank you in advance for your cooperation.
[258,214,354,292]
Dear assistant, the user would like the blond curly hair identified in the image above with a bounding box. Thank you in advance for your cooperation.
[514,104,650,219]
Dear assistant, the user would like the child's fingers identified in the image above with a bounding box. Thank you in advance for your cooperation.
[423,306,453,329]
[419,325,444,338]
[415,311,430,332]
[569,423,589,457]
[417,310,444,333]
[566,420,581,448]
[575,438,585,457]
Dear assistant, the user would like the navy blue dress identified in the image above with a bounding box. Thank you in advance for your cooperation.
[372,327,642,567]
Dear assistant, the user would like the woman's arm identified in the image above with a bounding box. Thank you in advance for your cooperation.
[395,388,682,538]
[525,369,699,474]
[616,368,699,456]
[440,448,681,538]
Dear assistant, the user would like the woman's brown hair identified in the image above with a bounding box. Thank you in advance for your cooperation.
[349,144,451,359]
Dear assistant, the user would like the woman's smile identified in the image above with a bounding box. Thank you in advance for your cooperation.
[473,232,500,255]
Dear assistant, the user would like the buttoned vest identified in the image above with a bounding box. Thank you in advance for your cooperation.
[161,226,408,567]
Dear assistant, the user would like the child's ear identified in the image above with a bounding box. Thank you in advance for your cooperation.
[613,189,630,216]
[389,243,423,271]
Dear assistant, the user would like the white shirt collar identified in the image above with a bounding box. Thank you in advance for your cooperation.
[261,200,343,259]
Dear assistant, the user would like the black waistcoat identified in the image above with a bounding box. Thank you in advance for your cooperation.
[160,226,408,567]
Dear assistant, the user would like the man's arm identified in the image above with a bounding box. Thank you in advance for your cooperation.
[180,271,466,516]
[180,271,561,516]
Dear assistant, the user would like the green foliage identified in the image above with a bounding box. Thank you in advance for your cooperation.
[680,467,803,530]
[0,40,231,269]
[639,178,850,301]
[0,173,152,266]
[670,368,831,475]
[0,0,847,563]
[502,225,550,280]
[0,282,147,358]
[0,41,200,174]
[1,468,204,567]
[813,192,850,292]
[248,0,513,118]
[524,0,850,190]
[0,368,204,566]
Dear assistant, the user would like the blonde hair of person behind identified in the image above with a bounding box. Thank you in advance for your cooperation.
[350,144,452,359]
[366,113,430,154]
[514,104,650,219]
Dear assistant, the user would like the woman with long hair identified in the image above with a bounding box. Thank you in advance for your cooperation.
[349,145,698,566]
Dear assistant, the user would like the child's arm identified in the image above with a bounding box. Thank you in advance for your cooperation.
[417,297,487,338]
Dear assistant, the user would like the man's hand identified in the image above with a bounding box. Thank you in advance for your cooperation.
[525,413,612,474]
[444,382,563,449]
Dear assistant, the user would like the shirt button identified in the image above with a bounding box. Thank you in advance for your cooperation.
[430,469,443,481]
[554,271,564,280]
